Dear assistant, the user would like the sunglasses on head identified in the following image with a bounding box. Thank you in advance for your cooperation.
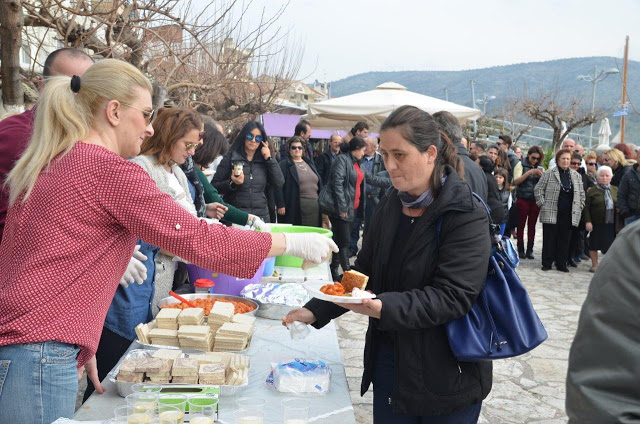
[290,145,304,150]
[246,133,264,142]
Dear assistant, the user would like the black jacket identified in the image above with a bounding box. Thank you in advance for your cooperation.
[363,153,388,207]
[274,156,322,225]
[315,150,337,186]
[485,171,506,224]
[212,146,284,221]
[321,152,365,222]
[611,164,631,187]
[515,156,541,201]
[456,142,488,202]
[306,168,492,416]
[618,163,640,218]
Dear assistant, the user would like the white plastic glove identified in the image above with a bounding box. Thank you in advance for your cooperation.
[119,245,148,288]
[248,215,268,231]
[283,233,339,270]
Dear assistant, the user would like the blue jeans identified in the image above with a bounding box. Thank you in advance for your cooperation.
[372,340,482,424]
[0,341,80,423]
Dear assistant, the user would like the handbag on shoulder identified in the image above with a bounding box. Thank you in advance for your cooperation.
[317,183,338,215]
[437,193,547,362]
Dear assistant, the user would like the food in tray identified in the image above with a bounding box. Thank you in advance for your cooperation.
[148,328,179,347]
[231,313,256,327]
[178,308,205,325]
[161,298,255,316]
[116,351,249,386]
[319,282,346,296]
[213,322,252,352]
[156,308,181,330]
[340,270,369,293]
[152,349,182,365]
[134,322,153,344]
[208,302,234,335]
[178,325,213,351]
[199,363,226,385]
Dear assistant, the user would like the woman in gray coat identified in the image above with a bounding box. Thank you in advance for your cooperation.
[534,148,585,272]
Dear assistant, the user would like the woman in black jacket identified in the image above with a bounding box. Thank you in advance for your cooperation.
[275,136,322,226]
[286,106,492,423]
[478,155,506,226]
[320,137,367,281]
[212,121,284,222]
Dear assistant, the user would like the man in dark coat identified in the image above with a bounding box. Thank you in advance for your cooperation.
[566,221,640,423]
[433,111,488,202]
[315,133,342,185]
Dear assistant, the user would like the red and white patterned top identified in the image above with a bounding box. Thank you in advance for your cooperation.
[0,143,272,366]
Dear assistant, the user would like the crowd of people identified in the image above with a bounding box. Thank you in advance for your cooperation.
[1,48,639,424]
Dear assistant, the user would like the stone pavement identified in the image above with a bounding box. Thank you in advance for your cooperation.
[334,223,594,423]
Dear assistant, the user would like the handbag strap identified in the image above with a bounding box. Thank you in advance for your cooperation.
[435,192,503,355]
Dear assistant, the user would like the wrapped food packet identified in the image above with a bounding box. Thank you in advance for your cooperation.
[266,359,331,396]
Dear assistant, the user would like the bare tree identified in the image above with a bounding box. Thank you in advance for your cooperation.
[501,97,534,144]
[16,0,302,122]
[518,83,602,150]
[0,0,25,114]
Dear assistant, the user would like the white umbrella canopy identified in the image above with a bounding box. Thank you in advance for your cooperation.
[302,82,482,131]
[598,118,612,146]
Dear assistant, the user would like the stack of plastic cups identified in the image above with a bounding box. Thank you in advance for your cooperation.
[234,397,266,424]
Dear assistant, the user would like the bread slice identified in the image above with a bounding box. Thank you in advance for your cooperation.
[340,270,369,293]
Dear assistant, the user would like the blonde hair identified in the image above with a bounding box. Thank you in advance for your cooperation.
[604,148,628,168]
[6,59,152,206]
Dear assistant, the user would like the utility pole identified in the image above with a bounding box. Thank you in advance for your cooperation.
[444,88,449,102]
[470,80,477,135]
[621,35,630,144]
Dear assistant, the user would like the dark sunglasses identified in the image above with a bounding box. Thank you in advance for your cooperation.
[570,162,581,166]
[587,162,597,166]
[529,155,540,161]
[290,145,304,150]
[246,133,264,142]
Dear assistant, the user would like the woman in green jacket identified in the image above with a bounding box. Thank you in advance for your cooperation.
[192,124,266,229]
[584,165,618,272]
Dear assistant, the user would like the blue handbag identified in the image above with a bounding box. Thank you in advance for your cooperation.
[501,236,520,268]
[437,193,547,362]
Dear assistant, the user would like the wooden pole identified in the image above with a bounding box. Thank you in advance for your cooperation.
[621,35,630,144]
[0,0,25,114]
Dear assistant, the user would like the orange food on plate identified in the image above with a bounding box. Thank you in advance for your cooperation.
[161,298,254,315]
[320,282,346,296]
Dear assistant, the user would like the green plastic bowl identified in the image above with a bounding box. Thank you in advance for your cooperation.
[268,224,333,268]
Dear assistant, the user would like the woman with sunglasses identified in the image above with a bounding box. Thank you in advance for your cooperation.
[512,146,544,259]
[0,60,337,422]
[585,153,598,186]
[602,148,630,187]
[213,121,284,222]
[275,136,322,227]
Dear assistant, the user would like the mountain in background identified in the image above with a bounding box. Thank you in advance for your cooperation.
[329,57,640,146]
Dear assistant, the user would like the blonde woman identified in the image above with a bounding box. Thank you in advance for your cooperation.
[0,59,336,422]
[602,148,630,187]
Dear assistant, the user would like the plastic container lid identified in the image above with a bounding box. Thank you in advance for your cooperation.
[194,278,215,288]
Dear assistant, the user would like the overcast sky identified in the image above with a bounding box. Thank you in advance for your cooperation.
[242,0,640,82]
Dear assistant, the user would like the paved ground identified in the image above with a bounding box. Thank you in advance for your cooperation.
[334,223,594,423]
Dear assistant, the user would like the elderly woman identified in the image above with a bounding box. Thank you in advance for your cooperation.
[287,105,492,423]
[513,146,544,259]
[584,152,598,186]
[602,148,630,187]
[0,59,336,422]
[584,166,618,272]
[535,148,585,272]
[275,136,322,226]
[212,121,284,222]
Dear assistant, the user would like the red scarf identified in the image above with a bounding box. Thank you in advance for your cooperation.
[353,162,364,210]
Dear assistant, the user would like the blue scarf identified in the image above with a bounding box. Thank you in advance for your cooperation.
[398,175,447,209]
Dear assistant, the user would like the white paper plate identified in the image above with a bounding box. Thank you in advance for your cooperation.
[303,280,375,304]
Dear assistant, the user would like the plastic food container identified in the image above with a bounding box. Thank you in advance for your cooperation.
[194,279,215,294]
[187,259,267,296]
[267,225,333,268]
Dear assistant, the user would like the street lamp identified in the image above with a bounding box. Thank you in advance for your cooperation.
[476,94,496,115]
[577,66,620,146]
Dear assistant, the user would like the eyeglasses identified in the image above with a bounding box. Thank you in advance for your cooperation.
[290,145,304,150]
[120,102,155,125]
[183,140,200,150]
[587,162,597,166]
[245,133,264,143]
